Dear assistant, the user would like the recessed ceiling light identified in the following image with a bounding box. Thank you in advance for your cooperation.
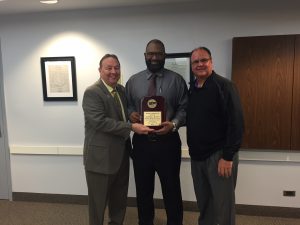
[40,0,58,4]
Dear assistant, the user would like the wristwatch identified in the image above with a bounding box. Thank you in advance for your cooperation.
[172,122,177,132]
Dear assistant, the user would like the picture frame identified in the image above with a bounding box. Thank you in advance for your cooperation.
[165,52,192,88]
[40,56,77,101]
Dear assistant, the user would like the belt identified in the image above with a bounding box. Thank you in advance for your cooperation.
[147,133,158,142]
[134,132,178,142]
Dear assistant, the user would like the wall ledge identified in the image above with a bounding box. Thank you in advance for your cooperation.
[9,145,190,158]
[10,146,83,155]
[10,146,300,162]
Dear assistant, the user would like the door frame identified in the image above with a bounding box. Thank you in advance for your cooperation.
[0,38,12,200]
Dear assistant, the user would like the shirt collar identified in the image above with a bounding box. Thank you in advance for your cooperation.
[101,79,115,93]
[146,69,163,80]
[194,71,215,89]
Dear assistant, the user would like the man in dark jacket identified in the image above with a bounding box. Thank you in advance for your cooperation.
[187,47,244,225]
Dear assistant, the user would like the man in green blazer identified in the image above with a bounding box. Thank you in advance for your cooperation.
[82,54,153,225]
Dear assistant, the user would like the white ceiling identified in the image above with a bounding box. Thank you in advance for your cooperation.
[0,0,198,15]
[1,0,300,16]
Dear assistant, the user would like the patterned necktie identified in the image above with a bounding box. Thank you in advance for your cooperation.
[148,73,157,96]
[111,89,124,121]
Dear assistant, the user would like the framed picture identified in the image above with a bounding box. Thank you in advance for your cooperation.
[40,56,77,101]
[165,52,192,88]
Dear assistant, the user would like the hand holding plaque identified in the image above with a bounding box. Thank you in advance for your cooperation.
[141,96,165,130]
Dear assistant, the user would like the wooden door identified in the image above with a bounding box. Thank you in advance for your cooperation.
[232,35,294,150]
[291,35,300,150]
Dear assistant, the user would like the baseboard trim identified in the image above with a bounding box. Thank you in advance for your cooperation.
[12,192,300,218]
[12,192,88,205]
[235,204,300,218]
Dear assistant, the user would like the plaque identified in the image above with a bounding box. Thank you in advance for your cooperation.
[141,96,166,129]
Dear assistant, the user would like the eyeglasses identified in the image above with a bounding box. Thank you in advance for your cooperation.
[191,58,211,65]
[145,52,165,58]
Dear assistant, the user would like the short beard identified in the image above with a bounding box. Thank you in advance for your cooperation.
[145,59,165,73]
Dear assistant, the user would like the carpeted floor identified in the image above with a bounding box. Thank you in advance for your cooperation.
[0,200,300,225]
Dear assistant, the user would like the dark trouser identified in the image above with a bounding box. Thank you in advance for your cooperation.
[191,150,238,225]
[132,132,183,225]
[85,153,129,225]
